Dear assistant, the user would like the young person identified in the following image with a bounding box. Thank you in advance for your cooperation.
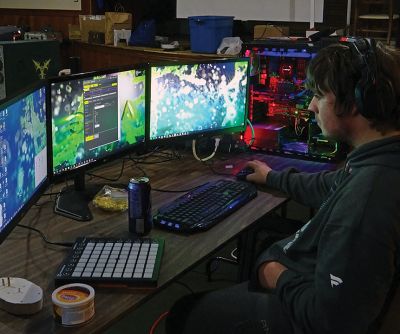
[165,38,400,334]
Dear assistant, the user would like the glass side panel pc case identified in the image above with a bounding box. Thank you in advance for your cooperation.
[147,58,250,144]
[49,65,146,178]
[0,82,48,244]
[243,41,345,161]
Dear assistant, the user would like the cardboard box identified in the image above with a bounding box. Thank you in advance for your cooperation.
[105,12,132,45]
[68,24,81,40]
[79,15,106,43]
[254,25,289,39]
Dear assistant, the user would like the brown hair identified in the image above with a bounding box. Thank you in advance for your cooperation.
[306,41,400,133]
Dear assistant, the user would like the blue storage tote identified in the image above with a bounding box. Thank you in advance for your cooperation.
[188,16,234,53]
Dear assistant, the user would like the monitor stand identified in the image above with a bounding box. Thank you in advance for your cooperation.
[54,172,103,221]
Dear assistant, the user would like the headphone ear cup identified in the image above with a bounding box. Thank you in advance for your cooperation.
[354,59,378,118]
[350,38,379,119]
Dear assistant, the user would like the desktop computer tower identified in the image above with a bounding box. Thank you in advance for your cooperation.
[0,40,61,100]
[242,40,345,161]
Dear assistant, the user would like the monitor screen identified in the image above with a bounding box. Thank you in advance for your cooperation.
[148,58,250,142]
[0,82,48,244]
[49,66,146,177]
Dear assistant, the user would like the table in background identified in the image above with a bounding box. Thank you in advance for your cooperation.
[70,41,234,72]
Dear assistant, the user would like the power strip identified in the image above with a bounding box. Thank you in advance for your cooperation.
[0,277,43,315]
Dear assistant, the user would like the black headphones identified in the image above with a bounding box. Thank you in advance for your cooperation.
[348,38,379,119]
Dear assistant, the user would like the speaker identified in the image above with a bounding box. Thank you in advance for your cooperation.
[0,40,60,101]
[350,38,378,119]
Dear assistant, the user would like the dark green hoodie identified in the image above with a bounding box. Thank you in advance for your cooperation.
[254,136,400,334]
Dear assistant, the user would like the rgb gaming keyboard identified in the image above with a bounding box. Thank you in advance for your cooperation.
[54,237,164,288]
[153,179,257,233]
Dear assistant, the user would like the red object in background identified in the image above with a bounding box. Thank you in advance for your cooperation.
[279,63,293,79]
[296,59,306,80]
[269,76,278,92]
[243,123,286,149]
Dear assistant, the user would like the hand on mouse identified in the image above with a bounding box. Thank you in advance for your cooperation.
[245,160,272,184]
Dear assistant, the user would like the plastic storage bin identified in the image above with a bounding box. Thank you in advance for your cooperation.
[188,16,234,53]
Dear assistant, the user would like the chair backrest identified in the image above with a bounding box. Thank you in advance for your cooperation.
[377,279,400,334]
[353,0,399,44]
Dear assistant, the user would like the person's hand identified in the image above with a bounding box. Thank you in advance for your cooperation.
[245,160,272,184]
[258,261,288,290]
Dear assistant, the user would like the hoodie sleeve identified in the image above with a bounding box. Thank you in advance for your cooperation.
[274,192,398,333]
[266,168,342,209]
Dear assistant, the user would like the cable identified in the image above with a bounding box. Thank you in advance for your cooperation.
[149,311,169,334]
[192,137,221,162]
[206,256,238,281]
[230,247,238,260]
[202,160,232,176]
[17,224,73,247]
[173,281,195,294]
[130,147,182,165]
[246,118,255,147]
[87,159,127,182]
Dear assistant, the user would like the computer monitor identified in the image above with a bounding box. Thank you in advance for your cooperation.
[147,58,250,143]
[0,82,48,245]
[48,65,146,221]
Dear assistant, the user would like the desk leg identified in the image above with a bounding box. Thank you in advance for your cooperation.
[237,229,257,282]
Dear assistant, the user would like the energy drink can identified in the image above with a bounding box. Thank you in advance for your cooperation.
[128,177,152,236]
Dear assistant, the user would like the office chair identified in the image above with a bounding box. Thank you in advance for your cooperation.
[353,0,399,44]
[375,276,400,333]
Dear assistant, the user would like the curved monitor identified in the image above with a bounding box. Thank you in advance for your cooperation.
[48,65,146,221]
[0,82,48,244]
[148,58,250,143]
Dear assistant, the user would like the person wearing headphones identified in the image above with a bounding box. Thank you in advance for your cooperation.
[165,39,400,333]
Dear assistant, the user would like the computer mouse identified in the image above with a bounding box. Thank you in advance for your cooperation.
[235,167,255,181]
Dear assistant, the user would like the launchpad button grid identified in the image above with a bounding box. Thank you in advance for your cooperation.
[55,237,164,287]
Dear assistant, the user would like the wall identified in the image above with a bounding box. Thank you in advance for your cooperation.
[0,0,350,39]
[0,0,82,11]
[177,0,325,23]
[0,0,92,39]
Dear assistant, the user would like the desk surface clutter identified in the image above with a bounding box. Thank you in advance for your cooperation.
[0,150,335,333]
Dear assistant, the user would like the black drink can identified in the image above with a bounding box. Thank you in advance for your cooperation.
[128,177,152,236]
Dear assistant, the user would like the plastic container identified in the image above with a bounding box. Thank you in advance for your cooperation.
[52,283,95,326]
[188,16,234,53]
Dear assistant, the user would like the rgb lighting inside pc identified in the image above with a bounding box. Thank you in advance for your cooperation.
[149,58,249,141]
[49,66,146,221]
[0,83,48,244]
[243,42,342,161]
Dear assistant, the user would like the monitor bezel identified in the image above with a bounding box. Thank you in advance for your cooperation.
[47,63,148,182]
[146,57,250,145]
[0,80,49,245]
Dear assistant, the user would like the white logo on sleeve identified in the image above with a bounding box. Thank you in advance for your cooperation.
[330,274,343,287]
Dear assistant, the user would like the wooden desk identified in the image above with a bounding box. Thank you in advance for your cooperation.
[71,41,233,72]
[0,150,334,333]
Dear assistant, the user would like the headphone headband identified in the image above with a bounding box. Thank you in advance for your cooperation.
[341,37,378,118]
